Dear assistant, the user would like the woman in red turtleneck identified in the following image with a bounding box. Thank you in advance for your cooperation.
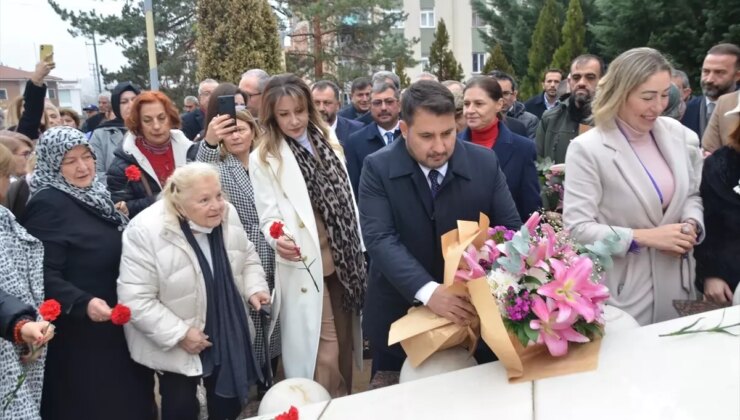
[458,76,541,221]
[107,91,195,218]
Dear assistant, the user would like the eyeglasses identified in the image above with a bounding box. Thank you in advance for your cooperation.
[371,98,398,108]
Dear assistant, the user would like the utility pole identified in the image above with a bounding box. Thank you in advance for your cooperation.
[144,0,159,90]
[86,32,102,93]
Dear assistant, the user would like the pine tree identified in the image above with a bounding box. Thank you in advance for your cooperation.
[196,0,282,82]
[427,19,465,81]
[520,0,562,98]
[394,55,411,88]
[482,43,515,75]
[550,0,585,73]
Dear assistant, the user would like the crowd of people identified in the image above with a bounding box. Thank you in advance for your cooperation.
[0,42,738,420]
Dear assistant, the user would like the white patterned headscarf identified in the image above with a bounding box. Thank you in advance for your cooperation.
[30,126,127,226]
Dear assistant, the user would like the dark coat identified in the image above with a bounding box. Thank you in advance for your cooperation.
[358,138,521,371]
[694,146,740,294]
[681,95,708,140]
[0,288,35,341]
[459,122,542,221]
[345,122,399,197]
[17,80,46,140]
[338,104,364,120]
[356,111,374,126]
[335,116,363,147]
[523,92,550,119]
[22,188,155,420]
[3,177,30,220]
[504,115,529,138]
[181,108,205,140]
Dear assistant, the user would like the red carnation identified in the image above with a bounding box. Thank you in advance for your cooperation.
[38,299,61,322]
[275,406,299,420]
[269,221,285,239]
[110,304,131,325]
[124,165,142,182]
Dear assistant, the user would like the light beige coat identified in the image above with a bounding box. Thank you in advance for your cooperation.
[117,200,269,376]
[249,136,363,380]
[564,117,704,325]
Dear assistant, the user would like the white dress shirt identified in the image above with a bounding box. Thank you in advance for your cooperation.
[377,122,400,145]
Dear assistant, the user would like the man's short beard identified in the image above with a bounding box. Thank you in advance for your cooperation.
[573,91,592,108]
[701,81,733,100]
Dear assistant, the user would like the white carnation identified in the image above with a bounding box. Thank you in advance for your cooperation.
[486,269,521,300]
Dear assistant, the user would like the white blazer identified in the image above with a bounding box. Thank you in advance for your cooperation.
[249,136,363,379]
[564,117,704,325]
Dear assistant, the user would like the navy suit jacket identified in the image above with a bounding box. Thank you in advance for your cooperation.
[681,95,706,140]
[334,116,363,147]
[359,138,521,365]
[181,108,204,140]
[345,122,399,197]
[459,122,541,221]
[523,92,549,119]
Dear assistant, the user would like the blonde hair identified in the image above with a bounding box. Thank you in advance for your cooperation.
[592,48,673,127]
[258,74,340,170]
[0,144,13,178]
[220,110,262,161]
[43,104,61,129]
[5,96,24,128]
[161,162,221,219]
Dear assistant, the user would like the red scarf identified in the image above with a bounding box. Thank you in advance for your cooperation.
[471,119,500,149]
[136,137,175,186]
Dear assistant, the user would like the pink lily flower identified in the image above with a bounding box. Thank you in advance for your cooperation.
[537,257,608,323]
[530,295,590,357]
[523,212,541,235]
[480,239,501,263]
[456,245,486,281]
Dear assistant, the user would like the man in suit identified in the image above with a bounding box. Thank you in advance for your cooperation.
[681,43,740,140]
[311,80,363,146]
[239,69,271,120]
[524,68,563,119]
[338,77,372,121]
[345,81,402,196]
[181,78,218,140]
[536,55,604,163]
[359,80,521,374]
[702,90,740,153]
[490,70,539,138]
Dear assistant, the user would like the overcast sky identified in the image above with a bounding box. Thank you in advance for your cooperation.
[0,0,127,81]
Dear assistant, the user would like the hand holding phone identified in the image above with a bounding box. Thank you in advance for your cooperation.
[217,95,237,125]
[40,44,54,63]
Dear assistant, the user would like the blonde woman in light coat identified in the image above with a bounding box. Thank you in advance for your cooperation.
[564,48,705,326]
[250,74,366,398]
[117,163,270,420]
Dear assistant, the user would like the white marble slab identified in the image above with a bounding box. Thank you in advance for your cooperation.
[535,306,740,420]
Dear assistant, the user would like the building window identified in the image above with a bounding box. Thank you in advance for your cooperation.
[472,53,486,74]
[47,89,57,99]
[472,12,485,28]
[420,56,430,71]
[0,89,7,100]
[58,89,71,105]
[420,9,435,28]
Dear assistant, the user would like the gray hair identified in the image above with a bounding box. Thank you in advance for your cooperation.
[98,92,111,100]
[671,69,690,90]
[162,162,222,219]
[372,81,400,98]
[183,95,199,105]
[413,72,439,83]
[240,69,271,93]
[198,79,219,95]
[372,71,401,90]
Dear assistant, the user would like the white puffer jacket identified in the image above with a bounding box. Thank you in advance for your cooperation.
[117,200,270,376]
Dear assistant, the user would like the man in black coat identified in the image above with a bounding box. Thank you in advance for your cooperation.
[345,81,402,197]
[523,68,564,119]
[311,80,362,146]
[181,78,218,140]
[338,77,372,121]
[359,81,522,374]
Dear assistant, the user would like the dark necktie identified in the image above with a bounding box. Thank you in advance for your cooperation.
[384,132,394,145]
[428,169,441,198]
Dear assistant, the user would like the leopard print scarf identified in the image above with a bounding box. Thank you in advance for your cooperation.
[286,125,366,313]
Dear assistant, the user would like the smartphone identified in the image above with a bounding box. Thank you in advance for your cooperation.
[217,95,236,126]
[39,44,54,63]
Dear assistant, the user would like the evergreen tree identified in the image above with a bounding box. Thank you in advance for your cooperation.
[550,0,585,73]
[394,55,411,88]
[520,0,562,98]
[427,19,465,81]
[196,0,282,82]
[48,0,198,104]
[482,43,515,75]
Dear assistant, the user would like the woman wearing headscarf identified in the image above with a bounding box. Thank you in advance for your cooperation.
[21,126,155,420]
[118,163,270,420]
[250,74,366,397]
[197,83,280,383]
[106,90,193,219]
[0,143,51,420]
[89,81,141,184]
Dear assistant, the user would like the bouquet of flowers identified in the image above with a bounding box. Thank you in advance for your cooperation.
[536,158,565,213]
[455,212,618,357]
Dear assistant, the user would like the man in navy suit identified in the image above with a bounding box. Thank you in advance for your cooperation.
[523,69,563,119]
[359,81,522,374]
[681,43,739,140]
[338,77,372,121]
[311,80,363,146]
[181,78,218,140]
[345,81,402,197]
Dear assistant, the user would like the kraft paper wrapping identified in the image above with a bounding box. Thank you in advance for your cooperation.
[388,213,602,382]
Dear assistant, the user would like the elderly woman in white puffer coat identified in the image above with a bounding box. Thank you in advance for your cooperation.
[117,162,273,420]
